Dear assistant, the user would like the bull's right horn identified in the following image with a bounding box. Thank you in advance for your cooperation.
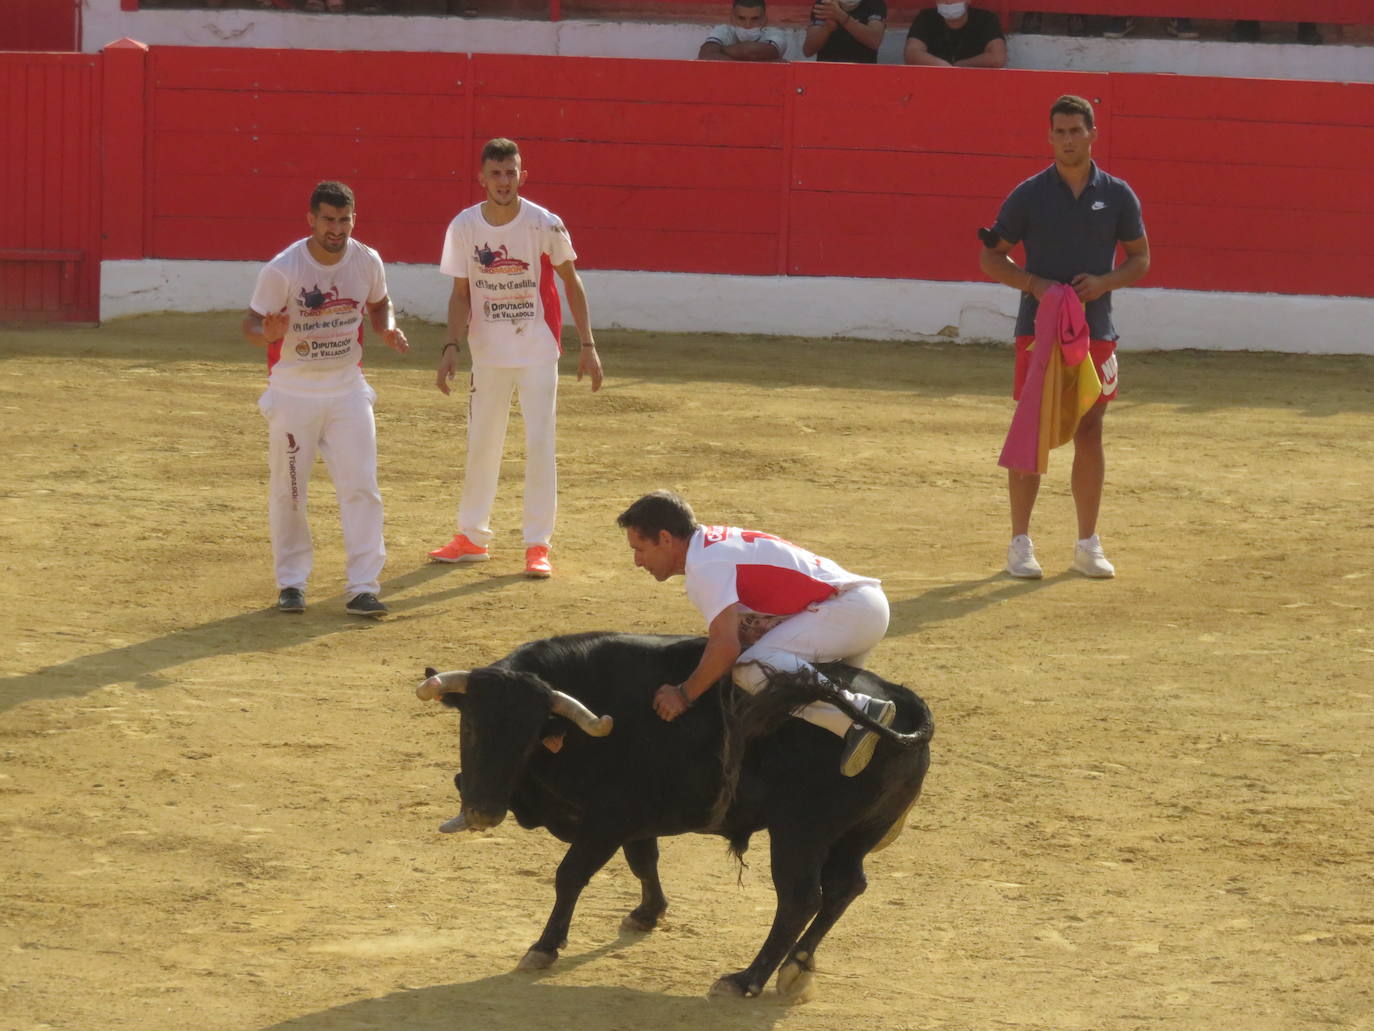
[417,668,469,701]
[549,690,614,737]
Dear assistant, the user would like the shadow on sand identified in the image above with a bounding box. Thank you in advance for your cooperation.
[1,563,525,712]
[259,939,793,1031]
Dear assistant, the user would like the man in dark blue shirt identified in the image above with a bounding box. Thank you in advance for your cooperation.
[979,94,1150,581]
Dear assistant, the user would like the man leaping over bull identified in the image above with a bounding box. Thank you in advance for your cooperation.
[618,490,895,777]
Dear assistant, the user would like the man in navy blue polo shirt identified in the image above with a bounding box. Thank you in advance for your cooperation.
[979,94,1150,581]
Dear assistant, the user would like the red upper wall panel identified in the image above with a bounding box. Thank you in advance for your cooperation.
[15,45,1359,301]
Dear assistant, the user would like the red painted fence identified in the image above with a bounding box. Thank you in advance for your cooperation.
[0,51,100,322]
[117,48,1371,297]
[4,44,1372,324]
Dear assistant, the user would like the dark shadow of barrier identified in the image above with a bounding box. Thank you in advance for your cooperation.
[259,956,792,1031]
[886,571,1073,639]
[0,563,525,712]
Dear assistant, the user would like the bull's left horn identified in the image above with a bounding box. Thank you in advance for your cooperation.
[549,691,613,737]
[418,669,470,701]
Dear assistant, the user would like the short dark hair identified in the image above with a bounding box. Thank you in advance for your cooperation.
[310,180,355,212]
[480,137,521,165]
[617,491,699,541]
[733,0,766,10]
[1049,94,1095,130]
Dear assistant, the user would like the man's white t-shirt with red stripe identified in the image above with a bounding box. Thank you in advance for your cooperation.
[439,199,576,368]
[684,526,882,625]
[249,238,388,397]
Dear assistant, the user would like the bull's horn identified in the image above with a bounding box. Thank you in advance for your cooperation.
[549,691,613,737]
[417,669,470,701]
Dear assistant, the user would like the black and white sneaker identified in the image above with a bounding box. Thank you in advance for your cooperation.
[345,592,388,618]
[276,587,305,613]
[839,697,897,777]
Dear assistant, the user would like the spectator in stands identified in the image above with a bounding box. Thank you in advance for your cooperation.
[804,0,888,63]
[1230,19,1320,43]
[698,0,789,61]
[904,3,1006,67]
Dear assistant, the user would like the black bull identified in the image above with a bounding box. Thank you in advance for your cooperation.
[418,631,933,999]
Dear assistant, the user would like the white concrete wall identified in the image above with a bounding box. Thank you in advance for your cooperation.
[101,259,1374,356]
[83,0,1374,82]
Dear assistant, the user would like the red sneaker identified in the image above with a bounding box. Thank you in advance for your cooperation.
[428,533,489,563]
[524,545,552,579]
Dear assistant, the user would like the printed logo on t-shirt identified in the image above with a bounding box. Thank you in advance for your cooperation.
[474,243,530,275]
[290,283,362,361]
[701,526,787,548]
[473,242,539,327]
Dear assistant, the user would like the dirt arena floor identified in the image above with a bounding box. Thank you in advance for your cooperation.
[2,313,1371,1031]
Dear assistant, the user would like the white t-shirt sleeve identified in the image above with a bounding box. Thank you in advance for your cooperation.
[545,215,577,267]
[366,248,388,305]
[686,560,739,626]
[763,27,788,57]
[705,23,737,47]
[439,215,467,279]
[249,264,289,317]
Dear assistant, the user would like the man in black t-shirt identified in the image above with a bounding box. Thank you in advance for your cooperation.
[804,0,887,63]
[904,3,1006,67]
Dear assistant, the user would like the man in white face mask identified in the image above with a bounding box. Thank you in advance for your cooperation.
[699,0,789,61]
[903,1,1007,67]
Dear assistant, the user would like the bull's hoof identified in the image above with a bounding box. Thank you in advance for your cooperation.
[620,910,659,933]
[709,973,760,998]
[516,947,558,972]
[776,956,817,1004]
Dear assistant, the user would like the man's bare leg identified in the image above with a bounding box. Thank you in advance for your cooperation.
[1071,402,1107,540]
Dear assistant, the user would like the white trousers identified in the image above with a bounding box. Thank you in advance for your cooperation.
[732,582,891,738]
[259,386,385,597]
[456,362,558,548]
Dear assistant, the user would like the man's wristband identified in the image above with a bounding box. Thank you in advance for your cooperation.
[581,343,597,350]
[442,342,460,353]
[676,683,692,708]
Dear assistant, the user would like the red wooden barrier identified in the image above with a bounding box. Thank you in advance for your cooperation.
[6,45,1373,320]
[122,48,1374,300]
[0,0,79,52]
[0,52,100,322]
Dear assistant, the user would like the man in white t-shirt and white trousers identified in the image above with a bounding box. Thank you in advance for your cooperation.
[698,0,789,61]
[429,138,603,578]
[618,490,896,777]
[242,180,409,618]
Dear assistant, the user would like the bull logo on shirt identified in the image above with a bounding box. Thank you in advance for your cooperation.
[474,242,530,275]
[299,284,340,312]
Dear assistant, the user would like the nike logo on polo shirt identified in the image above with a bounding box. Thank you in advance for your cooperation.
[1091,201,1107,211]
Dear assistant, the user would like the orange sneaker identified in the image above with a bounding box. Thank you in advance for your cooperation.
[524,545,552,579]
[428,533,489,563]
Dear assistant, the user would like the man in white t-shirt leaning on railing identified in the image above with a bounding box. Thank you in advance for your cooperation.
[698,0,790,61]
[619,490,896,777]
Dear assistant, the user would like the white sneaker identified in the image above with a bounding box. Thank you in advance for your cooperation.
[1073,534,1116,578]
[1005,535,1043,579]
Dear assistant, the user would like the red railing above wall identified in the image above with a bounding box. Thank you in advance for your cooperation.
[108,0,1370,24]
[546,0,1369,23]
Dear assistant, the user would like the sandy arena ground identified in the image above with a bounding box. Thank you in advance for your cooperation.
[2,313,1371,1031]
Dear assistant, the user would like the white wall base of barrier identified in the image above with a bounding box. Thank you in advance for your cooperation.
[101,259,1372,356]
